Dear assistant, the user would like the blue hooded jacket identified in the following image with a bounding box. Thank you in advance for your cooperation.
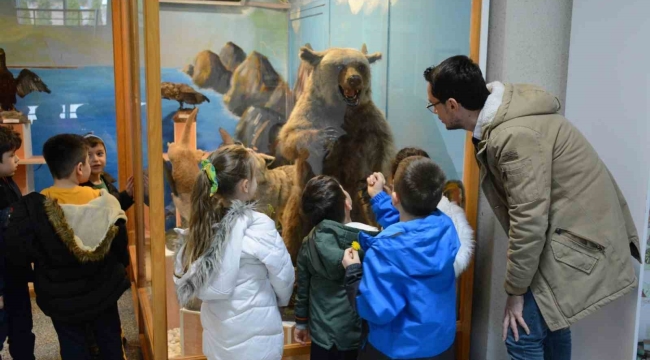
[356,210,460,358]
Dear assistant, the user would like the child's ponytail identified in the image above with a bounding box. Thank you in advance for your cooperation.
[178,145,256,276]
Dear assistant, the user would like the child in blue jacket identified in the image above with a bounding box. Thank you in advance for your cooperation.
[343,156,459,360]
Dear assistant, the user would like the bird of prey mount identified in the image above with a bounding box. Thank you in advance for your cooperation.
[161,82,210,110]
[0,48,51,121]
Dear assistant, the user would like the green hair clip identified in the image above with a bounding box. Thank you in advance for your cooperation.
[200,159,219,197]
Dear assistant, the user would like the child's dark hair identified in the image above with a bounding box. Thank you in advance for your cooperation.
[301,175,346,229]
[42,134,89,179]
[85,134,106,150]
[179,144,256,275]
[394,156,446,217]
[391,147,430,178]
[0,126,22,163]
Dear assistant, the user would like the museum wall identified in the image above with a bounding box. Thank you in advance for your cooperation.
[470,0,574,359]
[564,0,650,359]
[0,0,117,191]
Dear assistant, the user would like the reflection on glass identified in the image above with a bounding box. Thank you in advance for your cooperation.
[159,1,474,358]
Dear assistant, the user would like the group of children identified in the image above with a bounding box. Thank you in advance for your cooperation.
[174,143,473,360]
[0,126,135,360]
[0,121,473,360]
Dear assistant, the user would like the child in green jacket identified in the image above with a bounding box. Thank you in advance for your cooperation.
[294,175,377,360]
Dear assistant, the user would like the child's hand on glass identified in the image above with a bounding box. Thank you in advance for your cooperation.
[342,248,360,269]
[294,327,310,344]
[126,176,135,197]
[366,172,386,199]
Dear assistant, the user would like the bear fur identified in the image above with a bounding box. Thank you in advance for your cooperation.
[278,44,395,261]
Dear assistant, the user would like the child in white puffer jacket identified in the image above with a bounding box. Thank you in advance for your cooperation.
[174,145,294,360]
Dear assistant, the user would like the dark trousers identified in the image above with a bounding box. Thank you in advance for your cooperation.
[4,270,35,360]
[505,290,571,360]
[358,342,455,360]
[310,342,358,360]
[52,303,126,360]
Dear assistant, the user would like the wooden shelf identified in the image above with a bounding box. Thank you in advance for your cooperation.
[159,0,290,10]
[18,156,45,165]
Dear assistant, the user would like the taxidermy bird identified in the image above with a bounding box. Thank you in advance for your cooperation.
[161,82,210,110]
[0,48,51,111]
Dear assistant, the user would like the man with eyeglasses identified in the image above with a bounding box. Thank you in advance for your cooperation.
[423,55,640,360]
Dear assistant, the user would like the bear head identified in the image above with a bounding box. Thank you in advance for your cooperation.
[300,44,381,107]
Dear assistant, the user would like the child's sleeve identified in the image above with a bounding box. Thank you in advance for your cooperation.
[116,191,134,212]
[294,242,310,329]
[344,263,363,312]
[109,219,130,267]
[3,202,35,273]
[370,192,399,229]
[356,249,406,325]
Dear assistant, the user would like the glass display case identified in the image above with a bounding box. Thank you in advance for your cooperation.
[122,0,487,359]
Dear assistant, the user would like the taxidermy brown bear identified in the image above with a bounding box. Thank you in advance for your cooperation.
[278,44,395,262]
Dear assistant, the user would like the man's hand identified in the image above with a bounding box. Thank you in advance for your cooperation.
[294,327,309,344]
[502,295,530,342]
[0,295,4,310]
[366,172,386,199]
[342,248,360,269]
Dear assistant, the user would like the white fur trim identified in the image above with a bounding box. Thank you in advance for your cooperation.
[438,197,475,277]
[474,81,505,140]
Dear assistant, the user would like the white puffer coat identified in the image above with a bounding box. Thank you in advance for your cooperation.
[174,201,294,360]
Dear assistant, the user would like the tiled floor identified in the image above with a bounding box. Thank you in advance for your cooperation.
[1,289,142,360]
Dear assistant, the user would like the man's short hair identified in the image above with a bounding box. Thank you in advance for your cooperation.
[42,134,89,180]
[391,147,430,179]
[301,175,346,229]
[394,156,446,217]
[423,55,490,111]
[0,126,22,163]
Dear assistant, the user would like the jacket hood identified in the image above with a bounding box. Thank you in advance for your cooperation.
[488,83,561,132]
[360,211,459,277]
[44,189,127,263]
[306,220,378,280]
[174,201,259,307]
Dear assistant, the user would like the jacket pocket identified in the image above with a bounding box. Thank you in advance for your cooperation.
[551,229,603,274]
[540,228,610,319]
[499,158,539,204]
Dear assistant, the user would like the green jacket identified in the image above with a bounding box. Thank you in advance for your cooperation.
[476,82,641,331]
[294,220,378,351]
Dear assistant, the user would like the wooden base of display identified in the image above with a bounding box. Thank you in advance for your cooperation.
[0,111,29,124]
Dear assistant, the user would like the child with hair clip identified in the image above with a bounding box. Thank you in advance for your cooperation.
[174,144,295,360]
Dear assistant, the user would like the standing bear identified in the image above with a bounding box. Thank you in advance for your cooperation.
[278,44,394,261]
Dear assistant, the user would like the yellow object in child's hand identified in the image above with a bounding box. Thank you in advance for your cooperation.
[351,241,360,251]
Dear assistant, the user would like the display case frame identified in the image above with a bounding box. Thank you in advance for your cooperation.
[115,0,488,359]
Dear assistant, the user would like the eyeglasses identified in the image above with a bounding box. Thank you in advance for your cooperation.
[427,100,444,113]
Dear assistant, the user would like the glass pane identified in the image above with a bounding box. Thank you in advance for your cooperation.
[134,0,155,349]
[0,1,141,359]
[159,3,290,358]
[162,1,473,358]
